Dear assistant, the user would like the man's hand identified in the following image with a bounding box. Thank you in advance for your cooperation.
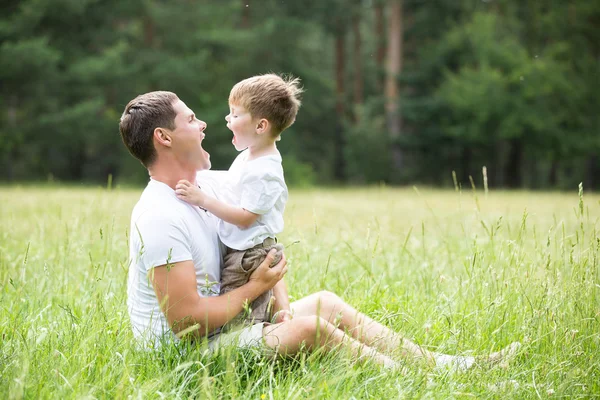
[151,257,286,338]
[249,249,287,293]
[176,179,206,207]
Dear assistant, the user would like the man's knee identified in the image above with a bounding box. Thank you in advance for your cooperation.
[295,316,331,338]
[315,290,343,309]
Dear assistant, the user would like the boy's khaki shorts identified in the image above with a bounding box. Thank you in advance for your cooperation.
[220,238,284,330]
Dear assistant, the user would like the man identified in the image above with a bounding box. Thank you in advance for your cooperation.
[120,91,518,370]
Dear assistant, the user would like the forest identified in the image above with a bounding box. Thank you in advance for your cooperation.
[1,0,598,188]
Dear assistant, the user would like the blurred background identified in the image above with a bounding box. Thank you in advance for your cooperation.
[0,0,598,189]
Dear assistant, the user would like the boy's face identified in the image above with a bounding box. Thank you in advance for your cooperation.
[225,103,258,151]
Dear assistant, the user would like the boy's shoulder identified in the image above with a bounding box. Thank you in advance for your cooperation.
[247,152,283,172]
[232,150,283,171]
[242,156,285,187]
[229,149,250,171]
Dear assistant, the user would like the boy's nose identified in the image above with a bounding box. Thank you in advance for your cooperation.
[225,114,230,122]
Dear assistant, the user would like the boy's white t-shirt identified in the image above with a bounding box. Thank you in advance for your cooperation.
[126,178,224,344]
[216,149,288,251]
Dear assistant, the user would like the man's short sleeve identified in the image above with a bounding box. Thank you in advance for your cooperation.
[239,171,286,215]
[133,211,192,271]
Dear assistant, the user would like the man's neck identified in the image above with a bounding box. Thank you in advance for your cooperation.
[149,161,197,190]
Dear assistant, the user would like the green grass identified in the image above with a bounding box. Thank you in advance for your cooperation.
[1,185,599,398]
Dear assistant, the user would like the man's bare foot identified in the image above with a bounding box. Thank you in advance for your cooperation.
[433,342,521,373]
[479,341,522,368]
[381,357,409,375]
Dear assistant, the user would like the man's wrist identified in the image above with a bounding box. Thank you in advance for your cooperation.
[244,279,267,301]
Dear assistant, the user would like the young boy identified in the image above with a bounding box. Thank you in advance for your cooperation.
[176,73,302,331]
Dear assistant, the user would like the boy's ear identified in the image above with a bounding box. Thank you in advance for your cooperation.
[255,118,270,135]
[154,127,172,148]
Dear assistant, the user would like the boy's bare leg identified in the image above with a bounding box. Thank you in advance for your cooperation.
[262,316,399,369]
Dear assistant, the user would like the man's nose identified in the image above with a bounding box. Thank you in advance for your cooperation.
[199,120,207,131]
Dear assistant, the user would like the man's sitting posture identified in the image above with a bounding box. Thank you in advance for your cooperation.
[120,91,520,370]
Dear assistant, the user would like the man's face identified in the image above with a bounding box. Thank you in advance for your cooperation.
[168,99,211,170]
[225,103,258,151]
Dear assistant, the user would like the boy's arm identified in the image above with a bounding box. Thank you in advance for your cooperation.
[176,179,259,229]
[203,196,259,229]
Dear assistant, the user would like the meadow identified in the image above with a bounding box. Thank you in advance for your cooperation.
[1,184,599,399]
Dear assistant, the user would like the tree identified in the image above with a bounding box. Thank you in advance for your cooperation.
[385,0,404,179]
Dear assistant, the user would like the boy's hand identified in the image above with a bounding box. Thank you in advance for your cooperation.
[272,309,293,323]
[176,180,206,207]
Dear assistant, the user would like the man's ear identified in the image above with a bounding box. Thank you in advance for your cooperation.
[154,128,172,148]
[255,118,270,135]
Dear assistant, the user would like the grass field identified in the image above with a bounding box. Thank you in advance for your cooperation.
[1,185,599,398]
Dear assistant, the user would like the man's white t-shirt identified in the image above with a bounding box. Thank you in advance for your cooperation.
[126,178,224,344]
[216,150,288,251]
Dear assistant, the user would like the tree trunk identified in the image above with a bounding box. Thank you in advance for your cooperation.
[334,28,347,182]
[385,0,403,177]
[461,146,472,186]
[374,1,386,90]
[506,138,524,188]
[143,8,157,90]
[143,15,154,47]
[5,95,17,181]
[584,155,599,191]
[352,14,363,122]
[241,0,250,29]
[548,157,559,187]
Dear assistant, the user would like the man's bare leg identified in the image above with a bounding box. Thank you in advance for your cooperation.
[290,291,435,365]
[262,316,399,369]
[290,291,520,369]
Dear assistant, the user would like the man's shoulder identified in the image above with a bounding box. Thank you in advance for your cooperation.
[132,183,185,227]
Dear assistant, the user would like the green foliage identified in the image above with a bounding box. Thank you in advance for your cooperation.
[345,100,392,184]
[1,186,599,397]
[282,154,316,188]
[0,0,598,188]
[403,1,599,187]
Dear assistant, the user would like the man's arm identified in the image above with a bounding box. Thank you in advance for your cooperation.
[150,250,286,338]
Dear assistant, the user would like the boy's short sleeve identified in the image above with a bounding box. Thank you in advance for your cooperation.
[239,171,286,215]
[133,211,193,271]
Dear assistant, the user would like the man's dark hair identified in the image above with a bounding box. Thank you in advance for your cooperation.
[119,91,178,167]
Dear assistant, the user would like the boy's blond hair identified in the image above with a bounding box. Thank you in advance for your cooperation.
[229,73,303,136]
